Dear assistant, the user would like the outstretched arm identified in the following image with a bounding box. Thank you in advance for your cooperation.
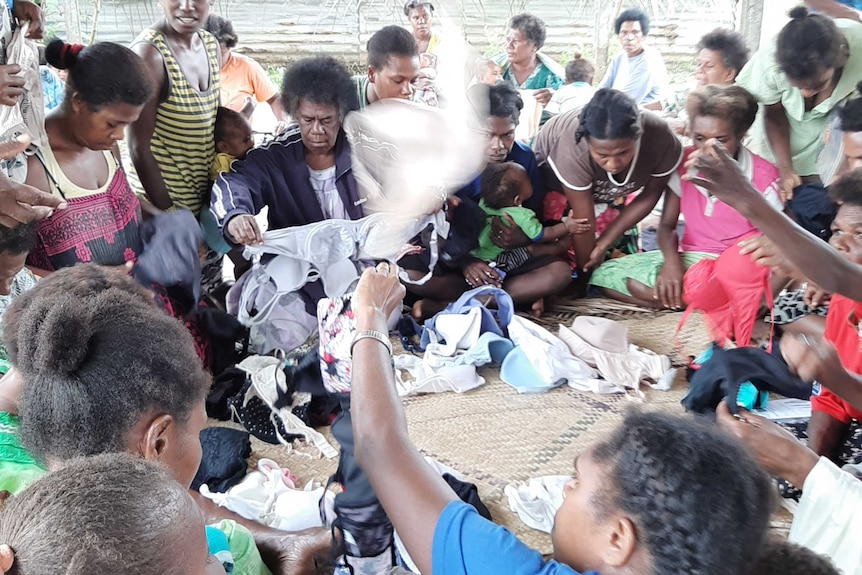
[351,265,458,575]
[804,0,861,21]
[687,140,862,300]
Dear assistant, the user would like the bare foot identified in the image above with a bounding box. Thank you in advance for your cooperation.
[531,298,545,318]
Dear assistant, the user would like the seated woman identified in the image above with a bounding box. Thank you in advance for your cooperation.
[737,6,862,200]
[493,14,563,111]
[0,264,328,575]
[459,83,546,215]
[347,264,773,575]
[591,85,782,310]
[0,454,226,575]
[532,88,683,287]
[210,57,360,245]
[24,40,152,273]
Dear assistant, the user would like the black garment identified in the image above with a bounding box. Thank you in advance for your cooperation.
[207,367,248,420]
[191,306,248,377]
[443,473,492,520]
[132,209,204,304]
[192,427,251,492]
[683,343,812,414]
[787,184,837,241]
[328,393,395,561]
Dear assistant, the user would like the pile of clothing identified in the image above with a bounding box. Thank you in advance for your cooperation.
[393,286,674,397]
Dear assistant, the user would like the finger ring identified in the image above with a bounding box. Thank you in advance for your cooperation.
[376,262,390,274]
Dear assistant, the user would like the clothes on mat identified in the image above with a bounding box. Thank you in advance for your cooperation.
[504,475,569,534]
[0,410,45,495]
[192,427,252,494]
[230,355,337,458]
[501,315,598,393]
[433,501,596,575]
[682,344,812,414]
[788,457,862,575]
[199,458,336,532]
[557,316,672,393]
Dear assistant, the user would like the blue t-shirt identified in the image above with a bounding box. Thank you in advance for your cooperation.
[432,501,598,575]
[457,141,546,215]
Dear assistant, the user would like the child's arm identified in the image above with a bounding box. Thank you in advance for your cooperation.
[537,210,591,243]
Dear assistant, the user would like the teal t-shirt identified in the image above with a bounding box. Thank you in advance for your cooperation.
[473,201,543,261]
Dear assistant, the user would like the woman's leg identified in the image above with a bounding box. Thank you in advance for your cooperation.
[402,269,468,321]
[504,259,571,315]
[597,283,664,310]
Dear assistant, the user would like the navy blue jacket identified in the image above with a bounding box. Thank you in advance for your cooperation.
[210,126,362,242]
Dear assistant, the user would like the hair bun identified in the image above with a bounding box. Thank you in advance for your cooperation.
[788,5,810,19]
[17,294,93,377]
[44,39,85,71]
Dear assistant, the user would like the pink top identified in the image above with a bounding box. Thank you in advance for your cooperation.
[671,147,782,254]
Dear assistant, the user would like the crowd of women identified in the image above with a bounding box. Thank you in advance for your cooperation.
[0,0,860,573]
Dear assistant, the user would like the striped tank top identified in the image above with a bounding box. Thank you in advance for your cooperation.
[133,28,220,216]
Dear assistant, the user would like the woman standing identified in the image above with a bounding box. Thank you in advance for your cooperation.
[24,40,152,273]
[129,0,219,218]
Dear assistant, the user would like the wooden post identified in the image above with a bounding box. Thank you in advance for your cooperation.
[737,0,764,51]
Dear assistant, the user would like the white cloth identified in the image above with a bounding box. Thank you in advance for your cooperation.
[504,476,569,533]
[309,165,349,220]
[558,316,671,393]
[199,458,336,531]
[545,83,595,116]
[789,457,862,575]
[504,315,601,392]
[599,45,669,107]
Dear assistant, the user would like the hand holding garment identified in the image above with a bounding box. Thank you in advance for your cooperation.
[132,209,204,304]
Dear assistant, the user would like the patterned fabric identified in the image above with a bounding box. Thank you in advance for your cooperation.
[495,247,531,273]
[776,419,862,500]
[318,296,356,394]
[133,28,220,216]
[27,152,143,272]
[769,288,829,326]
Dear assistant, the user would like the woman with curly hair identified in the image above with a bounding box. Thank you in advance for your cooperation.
[493,13,563,108]
[210,55,361,244]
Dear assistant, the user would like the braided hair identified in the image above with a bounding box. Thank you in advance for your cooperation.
[575,88,641,144]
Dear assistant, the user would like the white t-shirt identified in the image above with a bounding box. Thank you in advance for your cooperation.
[599,45,669,106]
[308,166,348,220]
